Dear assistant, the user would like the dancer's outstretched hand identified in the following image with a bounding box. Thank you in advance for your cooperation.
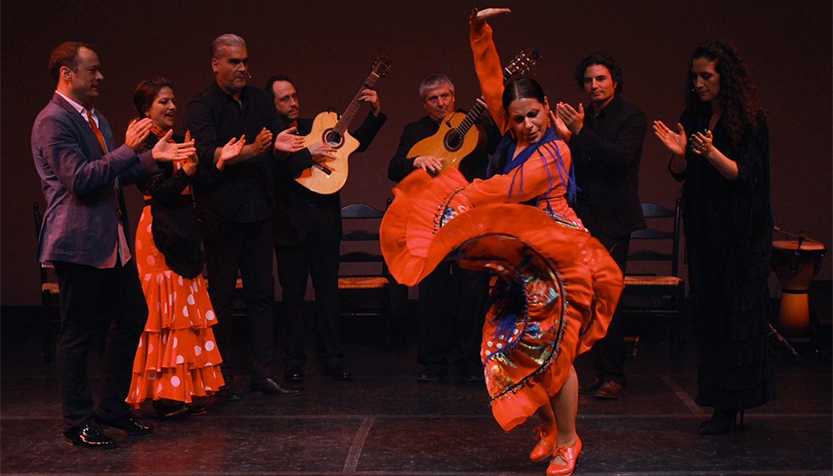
[471,7,511,25]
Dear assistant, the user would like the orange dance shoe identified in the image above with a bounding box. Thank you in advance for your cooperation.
[530,425,557,462]
[546,436,582,476]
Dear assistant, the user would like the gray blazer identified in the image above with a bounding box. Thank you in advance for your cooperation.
[32,93,159,267]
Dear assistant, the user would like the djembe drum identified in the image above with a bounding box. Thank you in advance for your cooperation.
[772,240,826,336]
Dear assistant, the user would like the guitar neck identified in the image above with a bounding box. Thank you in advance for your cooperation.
[452,62,527,136]
[333,72,380,135]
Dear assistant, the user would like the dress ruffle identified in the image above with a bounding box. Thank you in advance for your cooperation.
[127,207,224,407]
[381,170,623,430]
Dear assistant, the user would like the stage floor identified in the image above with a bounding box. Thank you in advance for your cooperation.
[1,306,831,475]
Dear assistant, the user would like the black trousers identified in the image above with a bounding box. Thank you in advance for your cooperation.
[277,207,343,370]
[417,262,490,374]
[53,259,147,431]
[201,212,276,380]
[590,233,630,385]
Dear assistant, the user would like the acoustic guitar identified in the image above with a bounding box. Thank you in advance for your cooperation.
[407,48,540,173]
[297,55,393,195]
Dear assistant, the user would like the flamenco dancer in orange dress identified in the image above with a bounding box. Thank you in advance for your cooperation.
[126,78,245,418]
[380,9,623,475]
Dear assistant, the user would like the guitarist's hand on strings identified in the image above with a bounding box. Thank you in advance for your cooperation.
[307,142,338,161]
[413,155,445,175]
[359,89,382,116]
[471,7,511,25]
[274,127,305,153]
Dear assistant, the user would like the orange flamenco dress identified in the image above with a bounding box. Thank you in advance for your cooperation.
[381,167,623,432]
[126,164,224,408]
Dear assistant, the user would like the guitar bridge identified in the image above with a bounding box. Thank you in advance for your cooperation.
[313,162,333,176]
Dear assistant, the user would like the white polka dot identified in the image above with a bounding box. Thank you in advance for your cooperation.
[156,302,161,311]
[487,341,493,347]
[176,355,184,364]
[146,255,155,266]
[171,376,181,387]
[156,383,163,393]
[194,345,202,356]
[163,303,168,314]
[172,291,177,302]
[205,340,215,351]
[148,370,157,380]
[206,361,213,366]
[144,274,151,282]
[137,338,143,348]
[147,223,153,233]
[157,275,164,285]
[205,386,212,391]
[187,295,195,305]
[135,387,140,397]
[162,335,168,345]
[183,306,189,317]
[486,350,492,356]
[178,276,184,286]
[496,343,503,349]
[205,310,216,321]
[173,337,178,348]
[148,343,154,354]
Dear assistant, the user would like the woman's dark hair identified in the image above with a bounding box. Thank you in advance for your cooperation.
[133,77,174,117]
[501,77,546,112]
[685,41,765,144]
[573,53,624,94]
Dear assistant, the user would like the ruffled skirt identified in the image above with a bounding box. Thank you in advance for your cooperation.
[126,206,225,406]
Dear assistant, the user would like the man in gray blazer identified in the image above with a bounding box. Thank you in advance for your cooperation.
[32,42,193,449]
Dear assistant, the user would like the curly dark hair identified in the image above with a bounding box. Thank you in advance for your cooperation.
[574,53,623,94]
[684,41,765,145]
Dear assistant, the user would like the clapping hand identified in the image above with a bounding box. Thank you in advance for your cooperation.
[689,130,713,157]
[556,102,585,135]
[653,121,687,156]
[217,134,246,171]
[152,129,196,162]
[274,127,305,153]
[125,118,153,152]
[252,127,274,156]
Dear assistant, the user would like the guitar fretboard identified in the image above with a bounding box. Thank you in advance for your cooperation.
[333,73,381,135]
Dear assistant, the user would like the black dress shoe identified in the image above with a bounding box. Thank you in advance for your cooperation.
[216,384,241,401]
[153,400,189,420]
[462,371,484,382]
[323,365,352,381]
[94,414,153,436]
[416,368,446,382]
[64,423,117,449]
[250,377,301,396]
[284,369,304,383]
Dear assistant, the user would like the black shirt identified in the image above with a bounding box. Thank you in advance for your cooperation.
[185,82,286,223]
[568,95,647,238]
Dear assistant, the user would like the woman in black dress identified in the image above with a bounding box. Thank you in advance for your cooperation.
[653,41,774,435]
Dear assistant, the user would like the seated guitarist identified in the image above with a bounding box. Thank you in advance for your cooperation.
[266,75,386,383]
[387,74,500,382]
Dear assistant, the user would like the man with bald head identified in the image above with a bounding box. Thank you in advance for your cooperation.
[186,34,304,399]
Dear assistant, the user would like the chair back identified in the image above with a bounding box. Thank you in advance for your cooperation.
[627,199,682,277]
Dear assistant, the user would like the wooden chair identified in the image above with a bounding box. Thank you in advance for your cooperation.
[620,199,685,352]
[33,202,61,363]
[338,201,393,346]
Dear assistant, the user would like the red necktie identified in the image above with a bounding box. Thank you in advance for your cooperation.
[85,109,107,153]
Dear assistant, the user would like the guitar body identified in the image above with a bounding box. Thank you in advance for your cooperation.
[297,111,360,195]
[407,112,480,173]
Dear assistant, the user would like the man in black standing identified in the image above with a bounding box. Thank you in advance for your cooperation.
[265,75,386,382]
[556,53,647,399]
[186,34,304,398]
[388,74,496,382]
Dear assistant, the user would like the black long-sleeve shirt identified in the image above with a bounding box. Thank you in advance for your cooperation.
[185,82,287,223]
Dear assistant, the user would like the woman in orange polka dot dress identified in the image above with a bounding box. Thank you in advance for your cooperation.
[126,78,245,418]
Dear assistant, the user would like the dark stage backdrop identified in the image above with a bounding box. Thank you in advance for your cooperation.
[2,0,831,306]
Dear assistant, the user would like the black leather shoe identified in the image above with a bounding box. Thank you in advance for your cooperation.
[64,423,117,449]
[417,368,446,382]
[216,384,241,401]
[324,365,352,381]
[594,380,625,400]
[153,400,189,420]
[579,377,603,395]
[250,377,301,396]
[462,371,484,382]
[284,369,304,383]
[94,414,153,436]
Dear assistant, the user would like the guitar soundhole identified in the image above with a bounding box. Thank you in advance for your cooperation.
[444,130,463,152]
[324,129,343,148]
